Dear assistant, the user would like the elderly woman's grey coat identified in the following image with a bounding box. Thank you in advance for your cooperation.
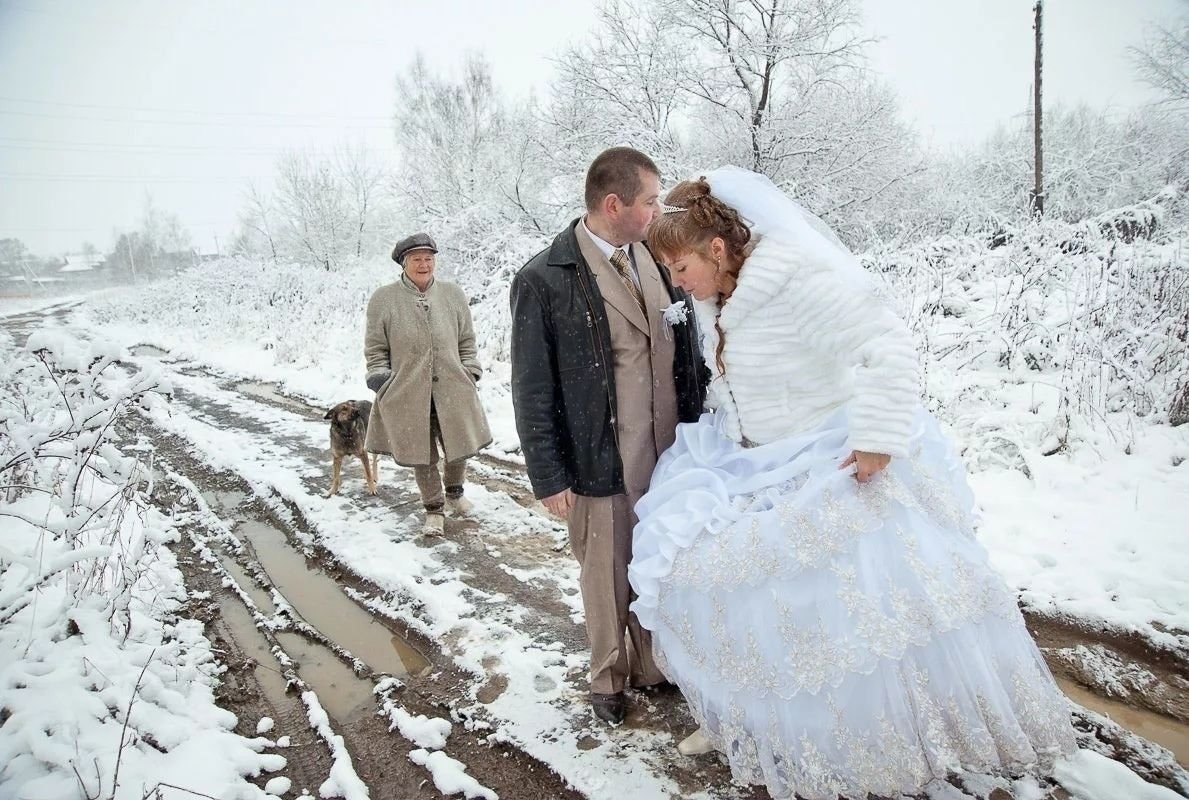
[364,278,492,466]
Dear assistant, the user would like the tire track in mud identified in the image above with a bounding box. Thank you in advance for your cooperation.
[139,419,587,800]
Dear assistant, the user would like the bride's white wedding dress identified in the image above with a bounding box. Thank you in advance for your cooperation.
[627,168,1076,799]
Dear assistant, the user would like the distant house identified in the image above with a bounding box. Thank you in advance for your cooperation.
[58,252,106,275]
[1,272,65,298]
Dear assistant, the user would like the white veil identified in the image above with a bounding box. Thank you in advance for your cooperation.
[699,165,875,290]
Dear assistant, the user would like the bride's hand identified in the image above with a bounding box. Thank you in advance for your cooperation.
[839,450,891,483]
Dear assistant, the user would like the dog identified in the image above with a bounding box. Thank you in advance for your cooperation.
[324,400,379,497]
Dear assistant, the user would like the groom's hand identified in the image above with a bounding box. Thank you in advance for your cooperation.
[542,488,576,519]
[839,451,891,483]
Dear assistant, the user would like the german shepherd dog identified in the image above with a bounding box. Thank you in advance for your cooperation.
[324,400,379,497]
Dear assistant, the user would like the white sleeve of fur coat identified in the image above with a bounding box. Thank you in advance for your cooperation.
[792,260,920,458]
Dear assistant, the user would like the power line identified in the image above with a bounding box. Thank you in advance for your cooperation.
[0,142,285,156]
[0,2,398,49]
[0,139,394,156]
[0,95,395,122]
[0,222,228,233]
[1,172,267,183]
[0,108,394,130]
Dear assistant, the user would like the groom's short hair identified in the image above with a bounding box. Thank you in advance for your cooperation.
[585,147,659,211]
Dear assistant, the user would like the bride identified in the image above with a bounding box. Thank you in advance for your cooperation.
[628,167,1076,799]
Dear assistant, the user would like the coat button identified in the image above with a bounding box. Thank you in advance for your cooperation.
[432,376,439,382]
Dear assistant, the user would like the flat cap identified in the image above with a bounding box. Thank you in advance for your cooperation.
[391,232,438,264]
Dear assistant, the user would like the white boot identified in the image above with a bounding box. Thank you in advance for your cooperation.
[677,727,715,756]
[446,495,474,516]
[422,511,445,536]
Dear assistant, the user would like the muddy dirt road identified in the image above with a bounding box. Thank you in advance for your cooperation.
[7,305,1188,799]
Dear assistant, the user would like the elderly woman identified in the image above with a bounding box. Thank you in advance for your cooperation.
[365,232,492,535]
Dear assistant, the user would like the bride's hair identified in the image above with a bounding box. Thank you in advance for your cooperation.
[650,178,751,298]
[649,177,752,374]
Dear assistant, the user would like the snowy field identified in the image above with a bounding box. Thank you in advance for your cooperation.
[2,212,1187,800]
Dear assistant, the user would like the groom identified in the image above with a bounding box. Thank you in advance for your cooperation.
[509,147,707,724]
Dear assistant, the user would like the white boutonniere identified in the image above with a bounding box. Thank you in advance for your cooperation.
[662,301,690,326]
[660,301,690,341]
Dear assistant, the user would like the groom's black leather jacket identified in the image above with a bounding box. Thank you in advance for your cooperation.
[509,219,708,500]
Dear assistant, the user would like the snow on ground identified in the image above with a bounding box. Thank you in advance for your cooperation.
[408,749,498,800]
[0,328,286,800]
[303,691,370,800]
[0,284,133,320]
[1054,749,1185,800]
[0,292,87,318]
[972,424,1189,652]
[6,216,1185,798]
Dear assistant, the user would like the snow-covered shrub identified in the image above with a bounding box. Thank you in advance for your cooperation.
[86,255,391,386]
[0,330,282,799]
[0,328,166,629]
[872,204,1188,463]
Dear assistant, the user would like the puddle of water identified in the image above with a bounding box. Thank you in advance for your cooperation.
[216,593,292,710]
[1060,678,1189,766]
[235,381,317,416]
[276,631,378,725]
[234,519,429,677]
[130,344,170,358]
[217,592,378,728]
[216,552,277,615]
[205,489,249,515]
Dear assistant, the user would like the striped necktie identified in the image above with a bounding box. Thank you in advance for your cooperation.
[610,248,646,316]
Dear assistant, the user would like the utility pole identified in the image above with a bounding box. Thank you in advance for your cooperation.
[20,254,43,295]
[126,235,138,283]
[1030,1,1044,217]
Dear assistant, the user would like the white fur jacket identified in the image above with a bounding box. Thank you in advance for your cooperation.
[692,232,920,458]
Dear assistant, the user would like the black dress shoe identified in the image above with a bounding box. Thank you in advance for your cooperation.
[633,680,677,696]
[590,692,626,725]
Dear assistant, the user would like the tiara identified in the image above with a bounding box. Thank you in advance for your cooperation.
[661,203,687,214]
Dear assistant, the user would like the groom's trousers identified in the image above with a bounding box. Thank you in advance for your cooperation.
[565,230,680,696]
[568,492,665,694]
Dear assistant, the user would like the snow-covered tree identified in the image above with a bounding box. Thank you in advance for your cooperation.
[234,182,279,261]
[540,0,921,245]
[335,143,390,258]
[549,0,691,177]
[273,151,353,270]
[392,53,552,259]
[1131,9,1189,110]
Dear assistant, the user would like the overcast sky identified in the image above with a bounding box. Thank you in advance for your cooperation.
[0,0,1183,256]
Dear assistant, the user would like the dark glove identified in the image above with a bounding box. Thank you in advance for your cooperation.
[366,371,391,392]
